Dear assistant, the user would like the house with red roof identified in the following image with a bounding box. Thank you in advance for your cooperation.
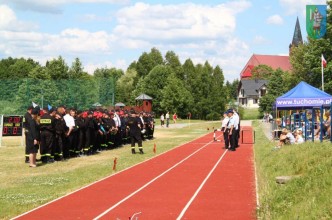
[237,17,302,109]
[240,54,291,79]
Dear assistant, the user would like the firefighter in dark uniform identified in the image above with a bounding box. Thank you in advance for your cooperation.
[25,108,40,167]
[108,112,117,149]
[39,108,56,163]
[76,110,86,156]
[120,112,129,145]
[127,110,144,154]
[84,110,97,155]
[54,106,66,161]
[23,105,34,163]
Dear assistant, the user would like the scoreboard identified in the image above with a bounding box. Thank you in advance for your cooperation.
[1,116,23,136]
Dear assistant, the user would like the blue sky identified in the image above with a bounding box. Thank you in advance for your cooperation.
[0,0,327,81]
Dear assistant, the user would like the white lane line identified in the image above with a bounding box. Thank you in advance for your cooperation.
[176,149,228,220]
[93,139,217,220]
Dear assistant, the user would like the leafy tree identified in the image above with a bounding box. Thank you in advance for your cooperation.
[250,65,274,79]
[133,64,173,113]
[46,56,69,80]
[160,73,194,118]
[115,68,138,106]
[208,65,226,115]
[259,69,285,113]
[165,51,184,80]
[135,47,164,78]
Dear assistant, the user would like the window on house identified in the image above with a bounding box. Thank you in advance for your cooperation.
[253,99,258,104]
[261,89,266,96]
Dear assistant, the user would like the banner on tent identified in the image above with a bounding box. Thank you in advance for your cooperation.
[276,98,332,107]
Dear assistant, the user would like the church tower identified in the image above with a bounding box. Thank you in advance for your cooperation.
[289,17,303,54]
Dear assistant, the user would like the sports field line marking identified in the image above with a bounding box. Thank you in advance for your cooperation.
[93,138,221,220]
[176,149,228,220]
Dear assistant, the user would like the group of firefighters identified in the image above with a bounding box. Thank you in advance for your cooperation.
[23,105,155,167]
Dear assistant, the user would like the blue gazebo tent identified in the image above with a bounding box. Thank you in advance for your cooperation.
[275,81,332,109]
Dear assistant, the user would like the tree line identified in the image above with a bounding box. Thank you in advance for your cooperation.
[0,48,238,119]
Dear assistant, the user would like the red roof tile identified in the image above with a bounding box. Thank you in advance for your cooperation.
[240,54,291,79]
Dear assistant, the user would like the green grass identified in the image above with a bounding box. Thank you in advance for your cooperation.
[0,120,220,220]
[254,120,332,219]
[240,108,260,120]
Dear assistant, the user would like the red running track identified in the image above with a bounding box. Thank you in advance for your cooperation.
[14,126,256,220]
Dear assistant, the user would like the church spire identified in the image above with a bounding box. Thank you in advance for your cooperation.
[289,17,303,53]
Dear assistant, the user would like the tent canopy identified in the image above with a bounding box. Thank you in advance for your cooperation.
[135,93,153,100]
[115,102,125,107]
[275,81,332,109]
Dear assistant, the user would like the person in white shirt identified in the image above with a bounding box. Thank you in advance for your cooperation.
[63,108,75,158]
[165,112,170,127]
[295,129,304,144]
[221,112,229,149]
[160,114,165,127]
[113,110,122,147]
[227,109,236,151]
[232,109,240,148]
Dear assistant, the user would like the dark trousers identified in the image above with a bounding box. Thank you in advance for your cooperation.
[55,133,64,160]
[224,129,230,148]
[235,128,240,147]
[130,133,142,147]
[40,130,54,162]
[229,131,236,150]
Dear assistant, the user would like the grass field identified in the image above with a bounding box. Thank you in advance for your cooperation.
[0,120,220,220]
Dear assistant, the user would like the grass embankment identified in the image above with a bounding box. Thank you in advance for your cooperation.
[254,120,332,219]
[0,120,220,220]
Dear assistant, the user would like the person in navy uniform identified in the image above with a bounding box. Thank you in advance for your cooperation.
[127,109,144,154]
[226,109,236,151]
[23,105,34,163]
[26,108,40,167]
[39,107,56,163]
[221,111,229,149]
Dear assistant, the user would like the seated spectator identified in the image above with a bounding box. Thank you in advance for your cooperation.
[274,128,295,149]
[295,129,304,144]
